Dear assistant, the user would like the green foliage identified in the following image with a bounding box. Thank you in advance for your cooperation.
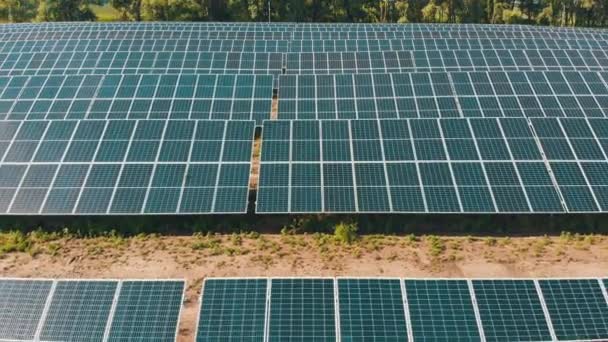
[36,0,96,21]
[333,222,358,245]
[0,0,37,22]
[427,235,445,256]
[1,0,605,26]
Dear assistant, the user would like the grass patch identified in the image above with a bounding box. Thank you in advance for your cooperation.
[89,4,122,21]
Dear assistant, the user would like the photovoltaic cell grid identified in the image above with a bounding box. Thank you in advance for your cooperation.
[338,278,407,341]
[197,278,608,342]
[0,120,254,214]
[196,278,267,342]
[0,74,273,124]
[539,279,608,341]
[285,50,608,74]
[0,279,52,340]
[405,279,481,341]
[269,278,336,341]
[257,118,608,213]
[277,71,608,120]
[0,279,184,342]
[473,280,553,342]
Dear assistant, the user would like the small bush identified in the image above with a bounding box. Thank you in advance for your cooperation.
[334,222,358,245]
[427,235,445,257]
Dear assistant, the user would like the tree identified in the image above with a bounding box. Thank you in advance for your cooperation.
[36,0,96,21]
[0,0,37,22]
[111,0,143,20]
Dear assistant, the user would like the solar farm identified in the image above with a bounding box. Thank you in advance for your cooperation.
[0,21,607,341]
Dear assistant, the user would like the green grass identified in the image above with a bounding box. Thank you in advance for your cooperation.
[90,4,122,21]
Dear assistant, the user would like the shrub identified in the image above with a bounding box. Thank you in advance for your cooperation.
[334,222,358,245]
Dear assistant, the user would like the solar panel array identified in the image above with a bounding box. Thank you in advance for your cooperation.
[0,278,185,342]
[277,71,608,120]
[0,120,254,214]
[257,118,608,213]
[285,50,608,74]
[0,74,273,123]
[1,22,608,215]
[197,278,608,342]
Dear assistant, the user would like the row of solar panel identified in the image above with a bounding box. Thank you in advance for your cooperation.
[197,277,608,342]
[3,71,608,124]
[284,50,607,74]
[2,50,606,78]
[3,30,607,41]
[278,71,608,120]
[1,38,606,53]
[257,118,608,214]
[0,52,284,77]
[2,22,604,31]
[0,120,254,215]
[2,117,608,214]
[0,74,273,124]
[0,279,184,342]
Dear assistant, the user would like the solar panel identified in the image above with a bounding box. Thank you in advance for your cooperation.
[0,39,289,53]
[0,119,254,214]
[288,37,608,52]
[472,280,552,342]
[0,52,284,77]
[0,279,53,340]
[39,280,118,342]
[197,277,608,341]
[268,278,336,341]
[107,280,184,342]
[257,118,608,214]
[338,278,407,341]
[405,279,481,341]
[539,279,608,340]
[1,29,605,42]
[0,74,273,124]
[277,71,608,120]
[285,50,607,74]
[197,278,267,341]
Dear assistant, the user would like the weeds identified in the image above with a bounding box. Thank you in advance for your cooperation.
[334,222,358,244]
[427,235,445,257]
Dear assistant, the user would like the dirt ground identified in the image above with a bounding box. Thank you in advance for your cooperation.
[0,231,606,341]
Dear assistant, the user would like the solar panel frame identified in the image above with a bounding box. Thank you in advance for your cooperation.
[404,279,483,341]
[472,279,553,342]
[337,277,408,341]
[0,278,54,341]
[107,280,185,342]
[0,278,185,342]
[538,278,608,341]
[39,280,118,342]
[268,277,337,342]
[196,278,268,342]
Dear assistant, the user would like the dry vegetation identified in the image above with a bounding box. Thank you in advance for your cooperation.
[0,225,606,341]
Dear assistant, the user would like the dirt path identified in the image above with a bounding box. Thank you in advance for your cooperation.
[0,232,606,341]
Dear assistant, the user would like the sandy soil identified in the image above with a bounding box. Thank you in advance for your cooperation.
[0,232,606,341]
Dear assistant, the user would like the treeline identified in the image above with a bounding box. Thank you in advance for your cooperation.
[0,0,607,27]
